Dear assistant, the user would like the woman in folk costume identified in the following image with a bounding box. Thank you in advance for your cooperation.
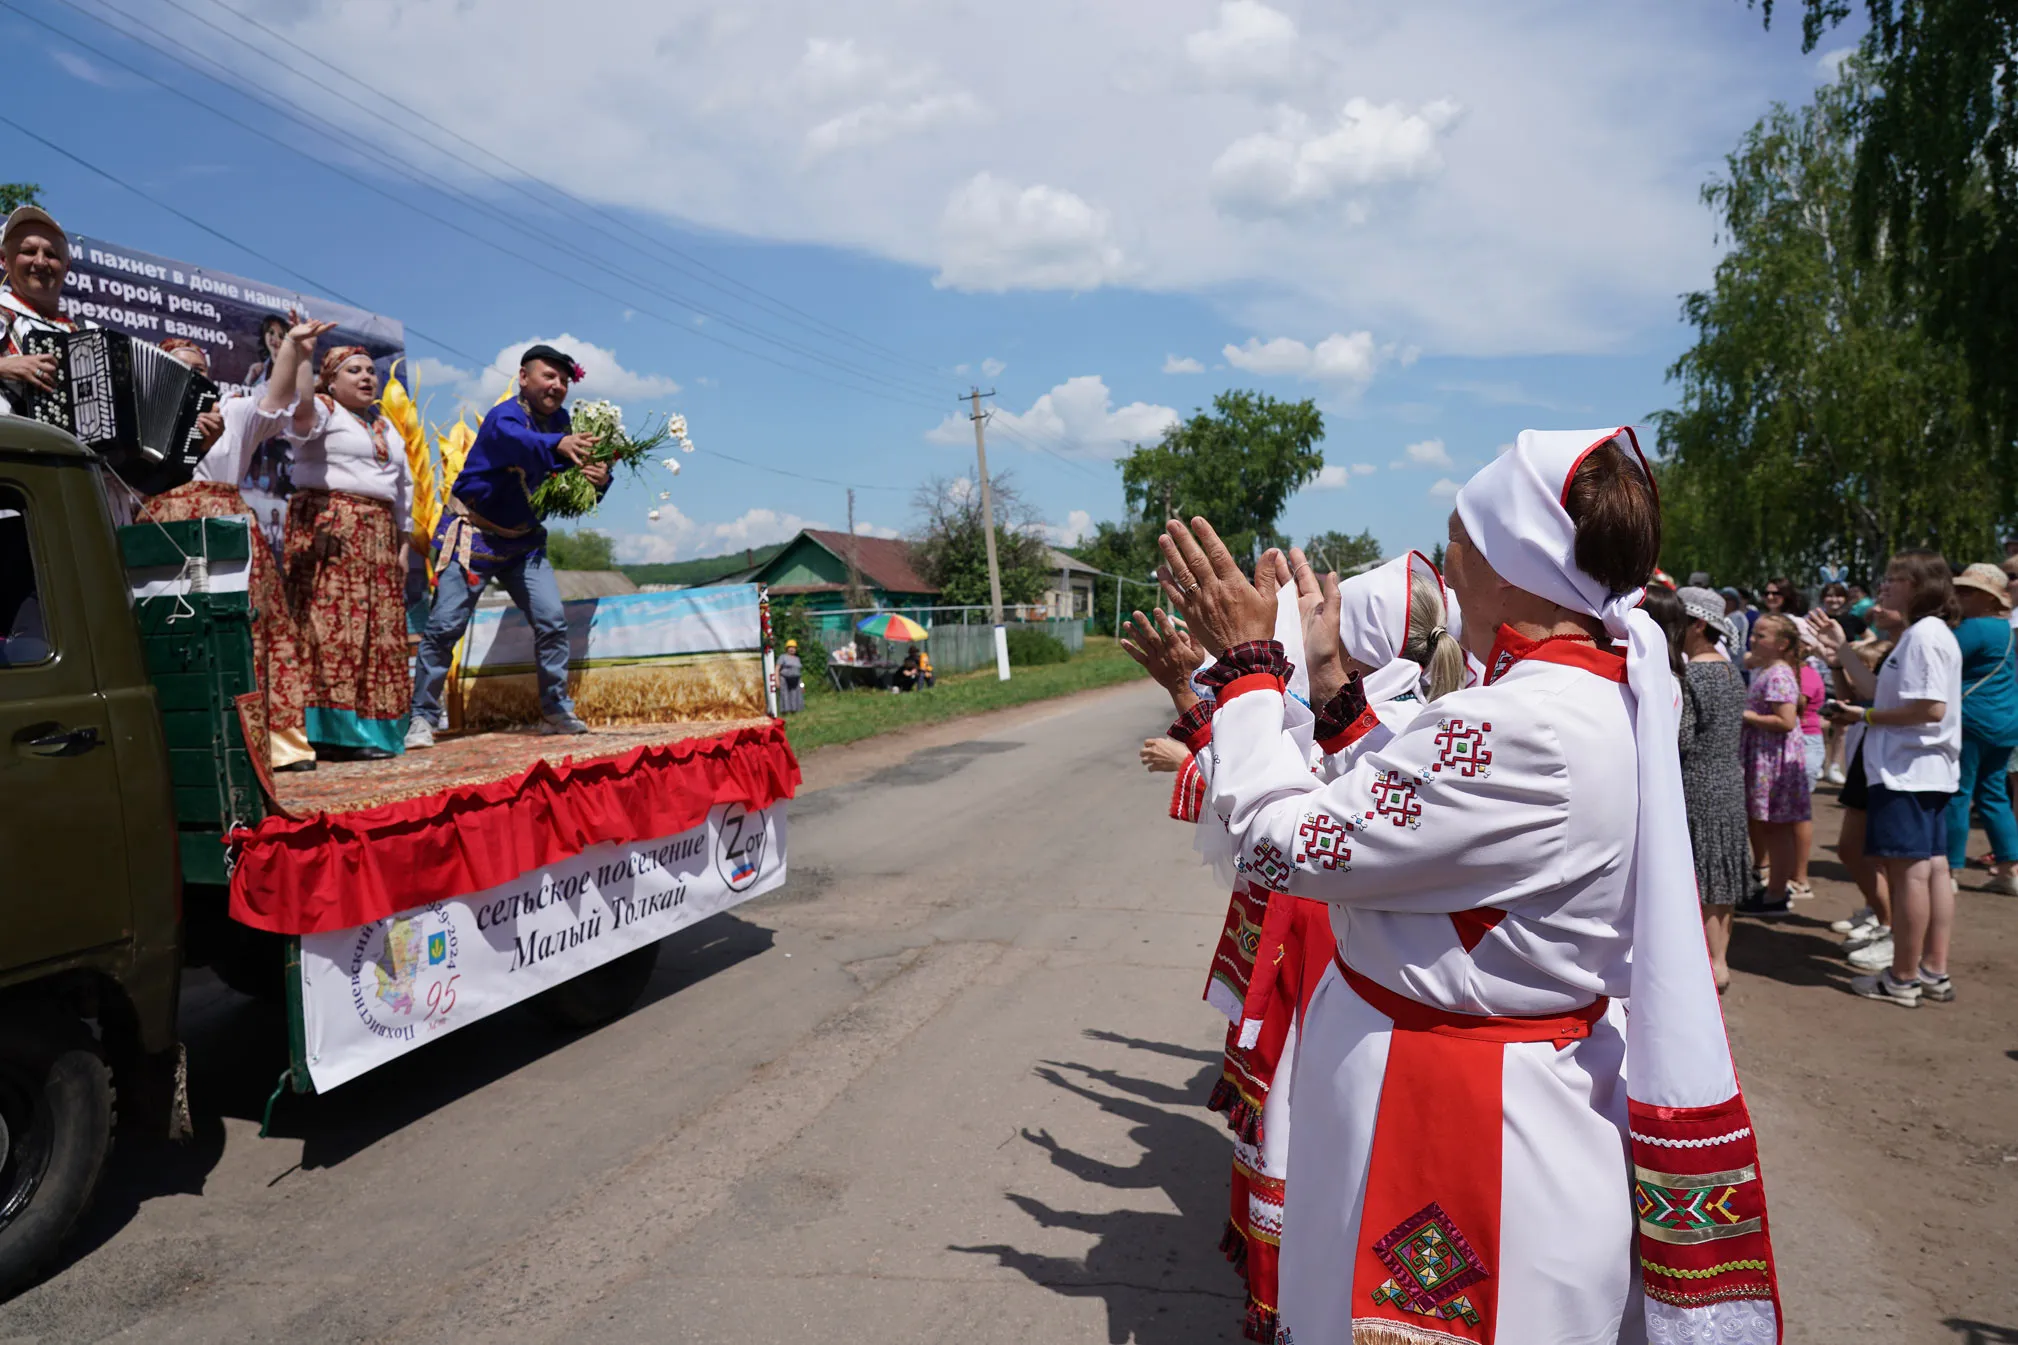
[282,346,414,760]
[142,322,332,772]
[1123,553,1467,1343]
[1158,429,1781,1345]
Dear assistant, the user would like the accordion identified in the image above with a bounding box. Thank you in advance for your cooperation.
[20,329,220,495]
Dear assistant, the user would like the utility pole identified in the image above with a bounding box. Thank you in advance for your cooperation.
[967,388,1009,681]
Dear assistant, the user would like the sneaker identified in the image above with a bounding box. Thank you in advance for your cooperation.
[404,718,435,751]
[1981,872,2018,897]
[1830,905,1877,934]
[1916,968,1955,1003]
[1826,764,1846,785]
[1850,969,1921,1007]
[1843,922,1891,953]
[1846,936,1895,970]
[1736,892,1792,918]
[539,712,591,736]
[1785,881,1815,901]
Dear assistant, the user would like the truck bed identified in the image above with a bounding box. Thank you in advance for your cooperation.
[271,717,777,816]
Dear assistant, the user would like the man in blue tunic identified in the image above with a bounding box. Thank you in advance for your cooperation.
[405,344,606,748]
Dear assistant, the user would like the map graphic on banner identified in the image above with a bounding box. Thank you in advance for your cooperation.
[61,236,405,559]
[297,799,788,1091]
[452,585,770,730]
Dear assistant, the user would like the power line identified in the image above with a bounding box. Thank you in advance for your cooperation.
[0,111,487,368]
[17,0,957,412]
[696,448,908,493]
[193,0,955,388]
[51,0,959,406]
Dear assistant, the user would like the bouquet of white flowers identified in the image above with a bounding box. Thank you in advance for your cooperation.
[531,400,696,519]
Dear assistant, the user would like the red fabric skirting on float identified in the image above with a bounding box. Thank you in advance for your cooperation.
[228,721,801,935]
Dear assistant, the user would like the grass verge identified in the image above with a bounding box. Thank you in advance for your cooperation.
[781,635,1147,754]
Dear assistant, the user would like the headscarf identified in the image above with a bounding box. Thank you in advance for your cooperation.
[1455,428,1780,1343]
[1336,550,1445,706]
[318,345,371,393]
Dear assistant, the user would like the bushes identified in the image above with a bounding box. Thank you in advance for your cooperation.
[1005,627,1069,666]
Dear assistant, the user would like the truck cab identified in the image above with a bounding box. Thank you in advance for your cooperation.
[0,419,183,1297]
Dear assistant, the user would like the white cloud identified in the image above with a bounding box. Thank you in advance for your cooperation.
[853,520,901,539]
[1391,437,1453,469]
[1211,98,1462,216]
[1047,508,1095,545]
[613,505,832,563]
[1306,464,1350,490]
[980,357,1007,378]
[192,5,1819,357]
[1223,331,1384,386]
[1162,354,1205,374]
[1428,477,1463,499]
[926,374,1177,458]
[52,50,120,88]
[1816,45,1855,77]
[807,91,982,155]
[1184,1,1307,97]
[934,173,1131,292]
[422,335,682,411]
[1351,462,1377,476]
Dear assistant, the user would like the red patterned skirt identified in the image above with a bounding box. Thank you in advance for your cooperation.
[282,489,411,752]
[137,480,308,760]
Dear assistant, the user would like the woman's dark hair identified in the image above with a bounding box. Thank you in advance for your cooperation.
[1820,580,1849,601]
[1888,548,1960,625]
[1637,583,1688,678]
[260,314,288,339]
[1763,576,1808,616]
[1563,441,1662,594]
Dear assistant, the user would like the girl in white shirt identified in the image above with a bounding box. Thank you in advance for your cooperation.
[1812,550,1963,1007]
[280,346,414,760]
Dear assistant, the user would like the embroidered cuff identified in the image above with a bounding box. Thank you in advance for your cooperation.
[1168,699,1216,751]
[1313,677,1374,752]
[1199,641,1293,700]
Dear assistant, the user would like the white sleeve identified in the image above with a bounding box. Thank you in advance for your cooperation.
[1897,623,1954,702]
[284,396,332,444]
[1208,682,1568,914]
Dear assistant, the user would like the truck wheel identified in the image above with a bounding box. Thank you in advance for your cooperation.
[530,943,661,1031]
[0,1015,113,1300]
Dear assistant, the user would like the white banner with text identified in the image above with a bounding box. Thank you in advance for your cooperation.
[296,800,786,1091]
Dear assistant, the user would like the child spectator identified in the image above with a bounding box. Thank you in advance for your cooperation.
[1738,613,1812,915]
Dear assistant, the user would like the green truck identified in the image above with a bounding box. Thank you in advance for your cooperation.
[0,419,791,1297]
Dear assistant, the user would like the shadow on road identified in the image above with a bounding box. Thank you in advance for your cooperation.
[951,1038,1243,1345]
[32,911,775,1295]
[1728,911,1856,990]
[1946,1321,2018,1344]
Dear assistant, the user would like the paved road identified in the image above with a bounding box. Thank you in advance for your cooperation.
[1,681,2009,1343]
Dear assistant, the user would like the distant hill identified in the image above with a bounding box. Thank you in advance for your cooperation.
[620,543,786,588]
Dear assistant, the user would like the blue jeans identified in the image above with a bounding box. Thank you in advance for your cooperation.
[1945,732,2018,869]
[410,553,575,725]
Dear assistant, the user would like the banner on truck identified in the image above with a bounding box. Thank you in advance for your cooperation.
[296,799,786,1091]
[451,584,769,730]
[62,236,406,562]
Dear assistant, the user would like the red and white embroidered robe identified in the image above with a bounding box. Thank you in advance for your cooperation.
[1206,627,1779,1344]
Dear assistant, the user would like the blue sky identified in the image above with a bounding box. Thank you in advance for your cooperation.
[4,1,1854,565]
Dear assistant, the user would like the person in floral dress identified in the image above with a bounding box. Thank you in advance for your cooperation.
[1740,613,1812,915]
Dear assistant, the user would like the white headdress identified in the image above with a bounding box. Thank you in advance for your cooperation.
[1455,428,1782,1344]
[1337,550,1447,706]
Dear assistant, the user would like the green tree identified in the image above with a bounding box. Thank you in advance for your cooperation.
[910,474,1051,609]
[1304,528,1385,574]
[1756,2,2018,445]
[1656,67,1999,582]
[0,184,40,214]
[546,528,615,570]
[1076,518,1166,636]
[1120,390,1325,564]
